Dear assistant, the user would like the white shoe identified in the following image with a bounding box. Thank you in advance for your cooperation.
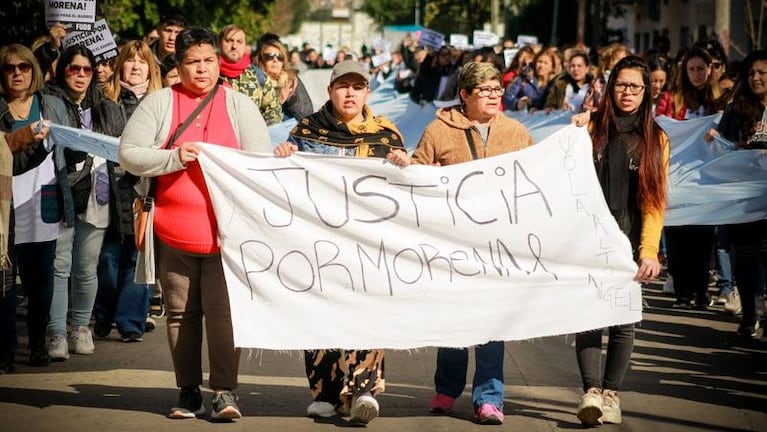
[601,389,622,424]
[576,387,603,426]
[662,277,674,294]
[350,392,379,424]
[307,401,336,418]
[723,290,742,315]
[47,334,70,361]
[68,326,95,355]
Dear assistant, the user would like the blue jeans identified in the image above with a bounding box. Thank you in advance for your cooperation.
[94,235,150,336]
[16,241,56,345]
[50,219,106,336]
[434,341,505,409]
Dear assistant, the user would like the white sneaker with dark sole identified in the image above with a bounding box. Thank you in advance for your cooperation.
[350,393,379,424]
[307,401,337,418]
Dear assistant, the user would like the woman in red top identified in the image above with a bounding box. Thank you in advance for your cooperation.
[119,27,271,421]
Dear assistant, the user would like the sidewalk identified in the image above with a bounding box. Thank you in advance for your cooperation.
[1,279,766,431]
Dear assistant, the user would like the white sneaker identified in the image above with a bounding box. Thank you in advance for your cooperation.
[756,295,766,319]
[576,387,603,426]
[601,389,622,424]
[724,290,742,315]
[47,334,70,361]
[662,277,674,294]
[68,326,95,355]
[307,401,337,418]
[350,392,379,424]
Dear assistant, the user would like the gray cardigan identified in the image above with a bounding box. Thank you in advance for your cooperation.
[119,85,271,283]
[119,85,271,194]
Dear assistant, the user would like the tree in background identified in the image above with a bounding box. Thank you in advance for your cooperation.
[271,0,311,36]
[362,0,417,27]
[1,0,277,47]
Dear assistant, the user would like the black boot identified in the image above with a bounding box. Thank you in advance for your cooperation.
[0,351,14,373]
[27,336,50,367]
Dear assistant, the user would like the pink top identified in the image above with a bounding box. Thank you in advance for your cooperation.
[154,85,238,254]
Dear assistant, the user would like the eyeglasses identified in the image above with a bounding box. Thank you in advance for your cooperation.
[474,86,505,97]
[1,62,32,74]
[614,82,645,95]
[66,64,93,76]
[262,52,284,61]
[712,61,724,70]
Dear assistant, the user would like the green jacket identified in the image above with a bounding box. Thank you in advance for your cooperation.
[222,65,283,125]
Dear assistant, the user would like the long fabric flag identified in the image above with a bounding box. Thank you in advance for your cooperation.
[657,114,767,226]
[48,122,119,162]
[197,125,642,350]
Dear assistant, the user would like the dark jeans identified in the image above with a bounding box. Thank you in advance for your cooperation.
[0,268,17,362]
[434,341,505,409]
[94,235,150,336]
[729,220,767,329]
[16,241,56,348]
[576,324,635,392]
[665,225,716,303]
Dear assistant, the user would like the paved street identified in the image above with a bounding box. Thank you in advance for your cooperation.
[1,278,766,432]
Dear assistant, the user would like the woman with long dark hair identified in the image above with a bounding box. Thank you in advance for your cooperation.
[572,55,669,426]
[656,47,722,310]
[706,49,767,338]
[44,44,125,360]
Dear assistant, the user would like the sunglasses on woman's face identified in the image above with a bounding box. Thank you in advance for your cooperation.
[262,52,284,61]
[66,64,93,76]
[1,62,32,74]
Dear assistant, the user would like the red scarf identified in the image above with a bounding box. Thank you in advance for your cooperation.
[219,53,252,78]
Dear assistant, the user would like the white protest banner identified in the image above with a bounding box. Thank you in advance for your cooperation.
[197,125,641,350]
[503,48,518,68]
[63,19,119,63]
[48,122,119,162]
[418,29,445,50]
[45,0,97,31]
[449,34,470,49]
[517,34,539,47]
[473,30,499,48]
[371,52,392,68]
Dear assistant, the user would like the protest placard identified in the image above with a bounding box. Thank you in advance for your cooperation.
[62,18,119,63]
[45,0,97,31]
[473,30,499,48]
[418,29,445,50]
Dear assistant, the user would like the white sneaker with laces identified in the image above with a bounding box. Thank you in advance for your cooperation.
[601,389,622,424]
[350,392,379,424]
[47,334,70,361]
[307,401,337,418]
[68,326,95,355]
[724,290,742,315]
[576,387,603,426]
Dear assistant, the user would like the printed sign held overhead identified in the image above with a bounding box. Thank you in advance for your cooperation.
[45,0,97,31]
[63,19,119,63]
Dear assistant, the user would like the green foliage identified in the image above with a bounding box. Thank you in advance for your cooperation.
[361,0,417,29]
[0,0,276,47]
[1,0,50,46]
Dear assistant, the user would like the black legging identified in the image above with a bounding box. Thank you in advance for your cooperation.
[665,225,716,303]
[575,324,634,391]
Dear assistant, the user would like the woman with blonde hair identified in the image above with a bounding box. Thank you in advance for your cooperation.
[255,34,313,121]
[94,40,162,343]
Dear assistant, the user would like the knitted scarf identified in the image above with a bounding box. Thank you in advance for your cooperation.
[219,53,252,79]
[120,80,150,99]
[290,101,405,157]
